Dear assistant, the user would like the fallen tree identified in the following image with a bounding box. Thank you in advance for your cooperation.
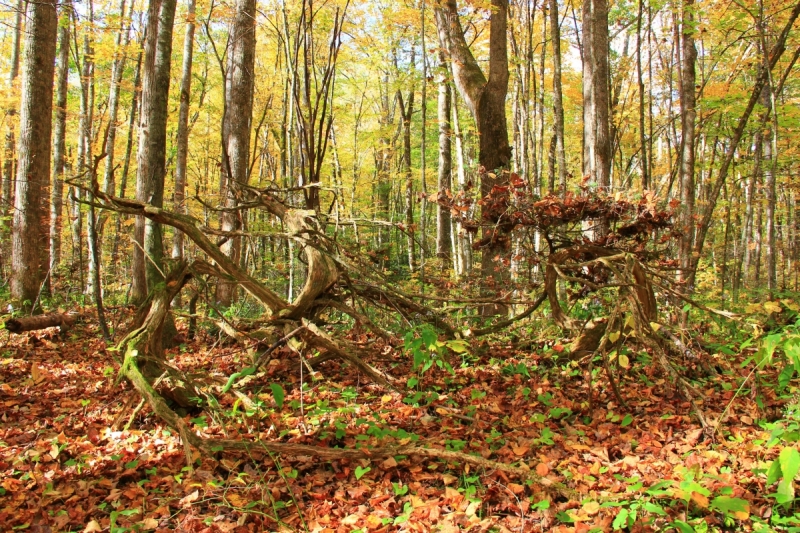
[87,180,721,483]
[5,313,78,334]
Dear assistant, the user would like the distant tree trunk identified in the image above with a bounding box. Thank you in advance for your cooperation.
[419,2,429,280]
[50,2,71,282]
[102,0,135,206]
[11,0,58,308]
[760,39,779,294]
[678,0,697,289]
[636,0,649,190]
[112,51,143,270]
[172,0,196,269]
[549,0,567,197]
[436,52,452,260]
[764,124,776,293]
[398,89,416,272]
[375,73,395,250]
[687,1,800,290]
[82,0,98,298]
[216,0,256,307]
[582,0,594,181]
[2,0,24,221]
[131,0,178,304]
[451,91,471,275]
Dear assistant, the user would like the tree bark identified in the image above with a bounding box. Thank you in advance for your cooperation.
[636,0,649,190]
[216,0,256,307]
[436,52,452,260]
[172,0,197,269]
[50,2,71,281]
[398,88,416,272]
[82,0,98,298]
[102,0,135,206]
[434,0,511,314]
[11,0,58,308]
[582,0,594,180]
[112,51,143,269]
[678,0,697,289]
[549,0,567,197]
[583,0,611,193]
[132,0,178,304]
[2,0,24,222]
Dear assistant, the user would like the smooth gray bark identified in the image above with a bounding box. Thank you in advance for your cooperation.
[436,53,452,260]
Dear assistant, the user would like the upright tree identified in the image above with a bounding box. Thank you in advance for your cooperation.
[678,0,697,288]
[549,0,567,196]
[172,0,197,266]
[11,0,58,307]
[50,1,71,279]
[434,0,511,310]
[2,0,24,219]
[131,0,178,303]
[582,0,611,192]
[216,0,257,306]
[436,52,452,260]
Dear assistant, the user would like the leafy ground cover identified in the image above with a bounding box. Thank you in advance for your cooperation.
[0,312,798,532]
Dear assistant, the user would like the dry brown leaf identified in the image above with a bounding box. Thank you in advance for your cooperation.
[179,489,199,507]
[83,521,102,533]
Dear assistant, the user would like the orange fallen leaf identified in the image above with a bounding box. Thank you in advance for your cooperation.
[691,492,709,508]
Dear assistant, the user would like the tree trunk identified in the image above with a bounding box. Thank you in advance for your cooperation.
[592,0,611,192]
[549,0,567,197]
[172,0,197,269]
[112,51,143,269]
[2,0,24,223]
[132,0,178,304]
[582,0,594,181]
[451,91,471,275]
[436,53,452,261]
[102,0,135,207]
[216,0,256,307]
[50,2,70,282]
[434,0,510,314]
[687,0,800,290]
[82,0,98,298]
[678,0,697,289]
[636,0,649,190]
[399,89,415,272]
[11,0,58,308]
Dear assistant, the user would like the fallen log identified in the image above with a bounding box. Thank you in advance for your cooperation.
[5,313,78,334]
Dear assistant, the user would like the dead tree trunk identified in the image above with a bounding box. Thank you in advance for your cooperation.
[5,313,77,334]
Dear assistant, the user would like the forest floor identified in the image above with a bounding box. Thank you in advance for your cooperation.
[0,311,795,533]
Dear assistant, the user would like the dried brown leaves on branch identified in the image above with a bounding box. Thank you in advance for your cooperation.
[437,172,676,252]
